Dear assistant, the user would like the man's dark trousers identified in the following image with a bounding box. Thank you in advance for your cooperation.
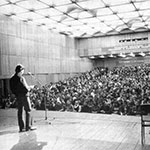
[17,96,32,131]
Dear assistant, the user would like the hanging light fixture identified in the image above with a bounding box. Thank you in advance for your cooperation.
[109,54,115,58]
[128,52,135,57]
[139,52,145,57]
[99,55,105,58]
[89,56,95,59]
[147,51,150,55]
[118,53,126,58]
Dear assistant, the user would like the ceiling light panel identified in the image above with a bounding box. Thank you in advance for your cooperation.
[80,17,99,24]
[78,11,93,19]
[106,20,126,29]
[100,26,112,33]
[67,12,80,18]
[33,18,56,25]
[36,8,63,16]
[116,24,129,31]
[89,22,109,30]
[103,0,130,6]
[75,32,86,37]
[139,9,150,17]
[142,16,149,23]
[6,0,20,3]
[39,0,71,6]
[78,0,105,9]
[55,24,68,31]
[17,0,48,10]
[0,4,27,15]
[71,30,85,37]
[131,22,146,29]
[97,8,113,16]
[124,18,142,25]
[86,28,97,35]
[117,11,139,19]
[62,26,77,33]
[78,24,91,31]
[63,20,83,26]
[17,12,43,20]
[68,26,81,31]
[145,23,150,29]
[110,20,124,25]
[64,10,92,20]
[145,17,150,23]
[134,0,149,2]
[56,4,80,13]
[59,15,75,22]
[46,22,58,29]
[0,0,9,5]
[134,1,150,10]
[10,15,25,21]
[49,15,66,22]
[111,4,135,13]
[98,14,119,22]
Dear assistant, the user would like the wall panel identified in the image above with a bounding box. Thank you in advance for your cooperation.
[0,15,92,83]
[47,59,53,73]
[60,35,66,47]
[0,34,9,55]
[27,40,35,57]
[7,18,17,36]
[0,15,6,35]
[1,55,9,75]
[53,45,60,59]
[21,39,28,56]
[60,47,66,59]
[28,57,36,73]
[9,55,19,74]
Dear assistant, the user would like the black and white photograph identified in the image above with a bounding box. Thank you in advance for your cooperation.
[0,0,150,150]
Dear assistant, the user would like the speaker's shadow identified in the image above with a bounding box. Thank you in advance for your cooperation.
[11,131,47,150]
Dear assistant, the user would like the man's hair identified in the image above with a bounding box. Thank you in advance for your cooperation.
[15,64,24,73]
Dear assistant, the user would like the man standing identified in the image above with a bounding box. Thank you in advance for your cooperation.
[10,64,36,132]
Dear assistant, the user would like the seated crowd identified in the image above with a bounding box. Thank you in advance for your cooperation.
[29,64,150,115]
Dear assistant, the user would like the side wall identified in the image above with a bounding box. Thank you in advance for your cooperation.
[0,15,92,85]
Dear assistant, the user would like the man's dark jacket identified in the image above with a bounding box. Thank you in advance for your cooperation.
[10,74,28,97]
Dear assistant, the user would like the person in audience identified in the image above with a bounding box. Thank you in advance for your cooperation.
[73,100,82,112]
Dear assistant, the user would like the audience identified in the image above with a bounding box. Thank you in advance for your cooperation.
[28,64,150,115]
[2,64,150,116]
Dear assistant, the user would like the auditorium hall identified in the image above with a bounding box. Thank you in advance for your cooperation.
[0,0,150,150]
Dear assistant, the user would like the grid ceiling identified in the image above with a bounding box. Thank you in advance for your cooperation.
[0,0,150,38]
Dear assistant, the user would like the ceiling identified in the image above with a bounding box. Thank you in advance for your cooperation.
[0,0,150,38]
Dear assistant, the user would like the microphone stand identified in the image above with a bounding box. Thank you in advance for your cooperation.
[28,72,55,125]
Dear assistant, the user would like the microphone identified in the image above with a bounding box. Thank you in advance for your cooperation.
[28,72,32,75]
[28,72,33,78]
[28,72,42,85]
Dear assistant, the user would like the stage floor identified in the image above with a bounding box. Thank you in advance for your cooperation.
[0,109,150,150]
